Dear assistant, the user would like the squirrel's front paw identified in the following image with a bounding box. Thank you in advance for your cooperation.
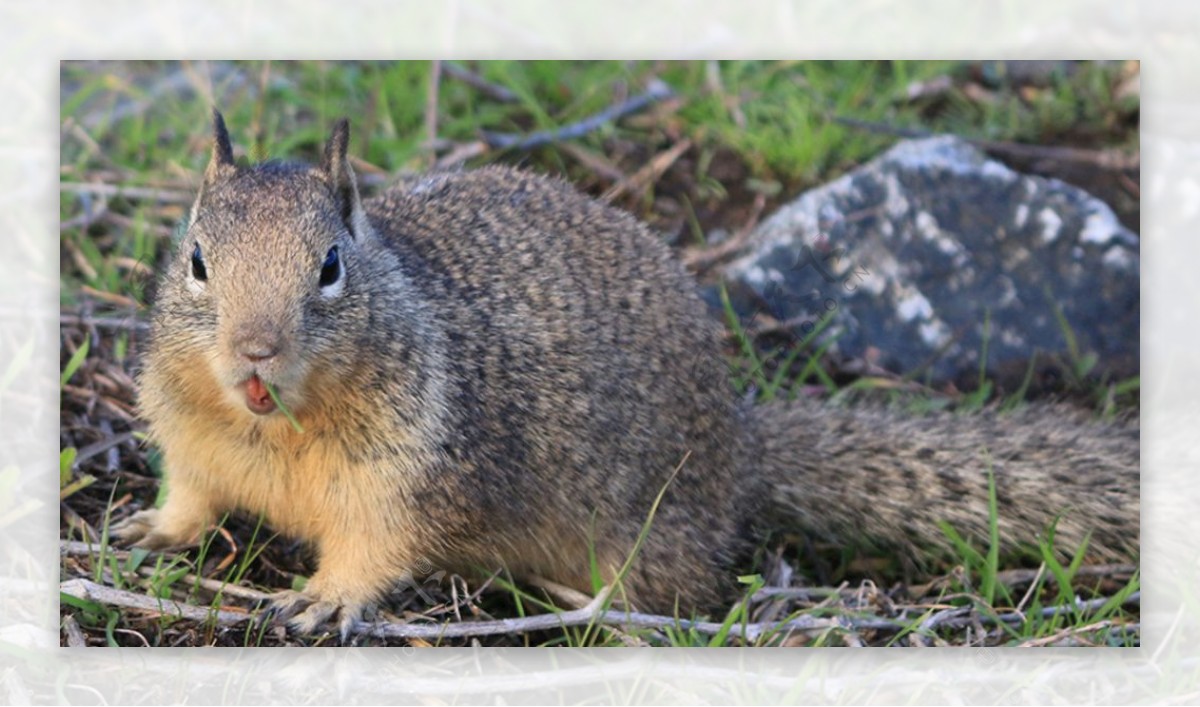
[110,509,175,550]
[267,589,370,640]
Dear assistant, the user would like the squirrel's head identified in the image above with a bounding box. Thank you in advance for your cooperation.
[155,110,387,421]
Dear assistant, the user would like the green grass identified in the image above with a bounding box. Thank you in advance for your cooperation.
[928,462,1139,647]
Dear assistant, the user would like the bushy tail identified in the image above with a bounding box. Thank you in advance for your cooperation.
[750,399,1139,564]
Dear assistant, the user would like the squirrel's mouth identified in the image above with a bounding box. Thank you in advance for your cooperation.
[242,374,279,415]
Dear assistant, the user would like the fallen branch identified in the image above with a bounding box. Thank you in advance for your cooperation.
[59,578,251,627]
[920,591,1140,633]
[352,588,890,642]
[832,115,1139,171]
[72,432,137,468]
[60,312,151,332]
[443,62,519,103]
[60,182,195,204]
[481,80,674,151]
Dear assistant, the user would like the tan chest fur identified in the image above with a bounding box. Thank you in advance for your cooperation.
[144,354,421,549]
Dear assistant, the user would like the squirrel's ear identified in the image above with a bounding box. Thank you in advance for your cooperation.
[320,118,373,241]
[204,108,237,187]
[190,108,237,225]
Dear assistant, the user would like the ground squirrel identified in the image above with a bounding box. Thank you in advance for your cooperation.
[113,112,1139,637]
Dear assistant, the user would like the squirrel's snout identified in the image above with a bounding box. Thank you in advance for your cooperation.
[232,328,284,364]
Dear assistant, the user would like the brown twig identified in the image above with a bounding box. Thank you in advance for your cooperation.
[443,62,519,103]
[434,140,490,170]
[481,80,674,151]
[525,574,594,610]
[1017,620,1117,647]
[559,142,630,185]
[425,61,442,169]
[600,137,692,204]
[681,192,766,271]
[78,286,143,310]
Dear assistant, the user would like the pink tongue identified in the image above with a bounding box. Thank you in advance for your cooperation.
[245,375,277,414]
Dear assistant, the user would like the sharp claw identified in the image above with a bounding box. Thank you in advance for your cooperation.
[266,589,310,623]
[288,601,339,635]
[337,604,365,642]
[265,589,369,640]
[338,613,356,643]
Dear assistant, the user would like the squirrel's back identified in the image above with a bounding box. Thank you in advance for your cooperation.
[363,166,761,608]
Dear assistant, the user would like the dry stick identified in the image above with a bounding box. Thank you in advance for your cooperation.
[351,588,892,642]
[525,574,594,610]
[919,606,973,635]
[73,431,136,469]
[559,142,631,184]
[60,182,195,204]
[442,62,519,103]
[1017,620,1117,648]
[77,286,143,310]
[425,61,442,168]
[525,575,648,647]
[831,115,1140,171]
[62,238,101,281]
[60,578,251,626]
[62,613,88,648]
[60,196,110,233]
[60,540,271,603]
[60,312,148,332]
[481,80,675,151]
[600,137,692,203]
[996,563,1136,587]
[102,211,176,239]
[752,586,848,603]
[1013,563,1048,617]
[922,591,1141,634]
[433,140,489,169]
[135,566,271,603]
[681,192,767,271]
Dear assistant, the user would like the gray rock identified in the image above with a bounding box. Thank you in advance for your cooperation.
[712,136,1139,389]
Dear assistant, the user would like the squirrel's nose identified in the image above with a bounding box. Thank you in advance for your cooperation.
[233,329,283,363]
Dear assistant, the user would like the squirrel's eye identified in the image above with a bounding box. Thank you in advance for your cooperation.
[191,243,208,281]
[319,246,341,288]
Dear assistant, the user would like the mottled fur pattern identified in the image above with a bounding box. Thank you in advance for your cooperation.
[754,401,1138,565]
[116,113,1138,635]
